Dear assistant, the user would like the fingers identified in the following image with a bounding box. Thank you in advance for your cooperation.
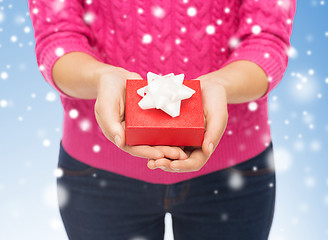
[169,148,207,172]
[94,95,125,148]
[202,108,228,156]
[147,158,181,172]
[121,145,164,160]
[201,85,228,156]
[153,146,188,160]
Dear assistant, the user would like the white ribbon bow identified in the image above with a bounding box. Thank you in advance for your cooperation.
[137,72,196,118]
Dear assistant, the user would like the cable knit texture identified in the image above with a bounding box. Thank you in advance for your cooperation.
[28,0,296,184]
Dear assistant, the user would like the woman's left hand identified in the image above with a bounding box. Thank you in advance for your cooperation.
[147,73,229,173]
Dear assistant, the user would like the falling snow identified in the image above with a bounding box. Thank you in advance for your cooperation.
[248,101,258,111]
[69,109,79,119]
[251,25,262,35]
[151,6,165,18]
[187,7,197,17]
[45,92,57,102]
[0,2,327,240]
[55,47,64,57]
[1,71,8,80]
[205,25,215,35]
[142,34,152,44]
[93,144,101,153]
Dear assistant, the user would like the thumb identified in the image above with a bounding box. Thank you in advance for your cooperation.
[95,79,126,148]
[202,107,228,156]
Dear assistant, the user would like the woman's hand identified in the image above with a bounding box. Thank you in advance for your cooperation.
[94,66,188,161]
[147,74,228,172]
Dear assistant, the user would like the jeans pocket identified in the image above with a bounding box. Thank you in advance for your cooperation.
[57,140,97,177]
[227,142,275,177]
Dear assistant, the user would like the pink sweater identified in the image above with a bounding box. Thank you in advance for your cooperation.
[28,0,296,184]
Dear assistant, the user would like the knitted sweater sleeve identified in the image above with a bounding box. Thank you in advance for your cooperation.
[221,0,297,101]
[27,0,102,100]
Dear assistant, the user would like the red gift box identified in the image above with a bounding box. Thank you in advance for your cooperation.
[125,79,205,146]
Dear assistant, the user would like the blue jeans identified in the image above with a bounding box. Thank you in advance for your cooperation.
[57,141,276,240]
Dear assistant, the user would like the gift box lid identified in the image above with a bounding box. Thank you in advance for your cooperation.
[125,79,204,129]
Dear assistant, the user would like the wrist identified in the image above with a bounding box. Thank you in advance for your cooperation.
[94,65,128,97]
[199,73,229,102]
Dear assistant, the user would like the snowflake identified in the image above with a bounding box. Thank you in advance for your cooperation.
[0,12,4,22]
[248,101,258,111]
[86,0,92,5]
[286,46,298,58]
[175,38,181,44]
[93,144,101,152]
[142,34,152,44]
[137,8,144,14]
[43,139,51,147]
[53,168,64,178]
[55,47,64,57]
[32,8,39,14]
[274,147,292,173]
[45,92,57,102]
[151,6,165,18]
[228,171,244,190]
[205,25,215,35]
[0,99,8,108]
[221,213,229,221]
[187,7,197,17]
[229,37,240,48]
[24,26,31,33]
[79,119,91,131]
[69,109,79,119]
[308,69,314,75]
[217,19,223,25]
[224,7,230,14]
[1,71,8,80]
[84,12,95,24]
[50,218,63,231]
[251,25,261,35]
[10,35,18,42]
[39,65,45,71]
[57,183,69,208]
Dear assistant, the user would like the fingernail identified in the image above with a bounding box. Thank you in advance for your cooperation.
[172,168,180,171]
[209,142,214,154]
[114,135,121,147]
[158,166,167,170]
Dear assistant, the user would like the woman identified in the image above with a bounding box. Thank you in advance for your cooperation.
[28,0,296,239]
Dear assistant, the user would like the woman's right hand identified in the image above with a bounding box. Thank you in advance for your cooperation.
[94,66,188,164]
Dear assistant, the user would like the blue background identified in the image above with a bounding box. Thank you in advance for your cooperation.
[0,0,327,239]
